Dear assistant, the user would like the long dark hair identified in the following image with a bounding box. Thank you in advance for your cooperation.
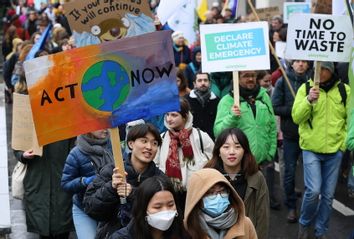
[177,69,188,91]
[131,176,184,239]
[204,128,258,176]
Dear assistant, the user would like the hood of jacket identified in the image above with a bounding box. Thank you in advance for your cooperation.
[191,46,201,70]
[184,168,246,230]
[164,112,194,131]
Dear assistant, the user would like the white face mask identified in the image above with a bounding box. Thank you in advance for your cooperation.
[146,210,177,231]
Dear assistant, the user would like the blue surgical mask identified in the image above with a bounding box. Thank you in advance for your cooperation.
[202,193,230,217]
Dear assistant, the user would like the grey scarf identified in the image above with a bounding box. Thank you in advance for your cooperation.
[199,207,238,239]
[77,134,113,171]
[194,88,211,107]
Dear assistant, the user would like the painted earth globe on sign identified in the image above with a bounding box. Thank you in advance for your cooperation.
[81,60,130,112]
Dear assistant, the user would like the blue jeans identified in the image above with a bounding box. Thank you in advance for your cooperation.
[283,138,302,209]
[299,150,342,237]
[72,204,97,239]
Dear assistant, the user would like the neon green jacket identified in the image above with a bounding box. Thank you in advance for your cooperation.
[292,80,350,153]
[346,110,354,150]
[214,88,277,164]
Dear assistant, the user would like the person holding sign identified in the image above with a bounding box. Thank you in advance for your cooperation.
[13,72,76,238]
[272,60,312,223]
[214,70,278,209]
[14,139,76,239]
[83,123,164,239]
[292,62,350,239]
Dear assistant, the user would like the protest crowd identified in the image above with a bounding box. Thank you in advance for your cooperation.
[2,0,354,239]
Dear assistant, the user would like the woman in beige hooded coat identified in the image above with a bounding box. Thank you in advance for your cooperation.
[184,168,257,239]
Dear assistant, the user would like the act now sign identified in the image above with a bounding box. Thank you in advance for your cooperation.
[200,22,269,72]
[286,14,353,62]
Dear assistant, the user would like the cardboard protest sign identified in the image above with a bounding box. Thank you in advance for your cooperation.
[253,6,280,22]
[200,22,270,72]
[63,0,155,47]
[11,93,42,156]
[285,14,352,62]
[311,0,331,14]
[23,31,179,146]
[283,2,311,23]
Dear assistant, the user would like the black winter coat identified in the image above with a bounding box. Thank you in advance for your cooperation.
[14,139,76,236]
[83,157,164,239]
[272,69,311,139]
[185,90,219,139]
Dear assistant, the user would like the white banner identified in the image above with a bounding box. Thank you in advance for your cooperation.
[167,0,196,44]
[156,0,189,25]
[285,13,353,62]
[200,22,270,72]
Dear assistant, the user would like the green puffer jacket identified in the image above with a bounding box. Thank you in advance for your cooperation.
[214,88,277,164]
[292,79,350,153]
[346,110,354,151]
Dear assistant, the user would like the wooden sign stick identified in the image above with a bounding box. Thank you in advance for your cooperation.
[109,127,128,203]
[233,71,240,107]
[109,127,126,178]
[313,61,321,90]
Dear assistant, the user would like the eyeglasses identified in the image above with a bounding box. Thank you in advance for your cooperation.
[205,188,229,200]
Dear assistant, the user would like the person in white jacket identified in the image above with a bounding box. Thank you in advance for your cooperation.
[154,97,214,211]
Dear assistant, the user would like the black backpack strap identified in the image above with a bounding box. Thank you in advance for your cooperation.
[304,81,313,129]
[337,82,347,107]
[196,128,204,154]
[305,81,310,96]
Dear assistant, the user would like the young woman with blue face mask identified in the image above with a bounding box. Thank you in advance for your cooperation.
[109,175,189,239]
[184,168,257,239]
[204,128,269,239]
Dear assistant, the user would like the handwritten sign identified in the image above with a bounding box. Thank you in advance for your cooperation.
[64,0,152,33]
[254,6,280,22]
[63,0,155,47]
[23,31,179,146]
[11,93,42,156]
[200,22,269,72]
[286,14,352,62]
